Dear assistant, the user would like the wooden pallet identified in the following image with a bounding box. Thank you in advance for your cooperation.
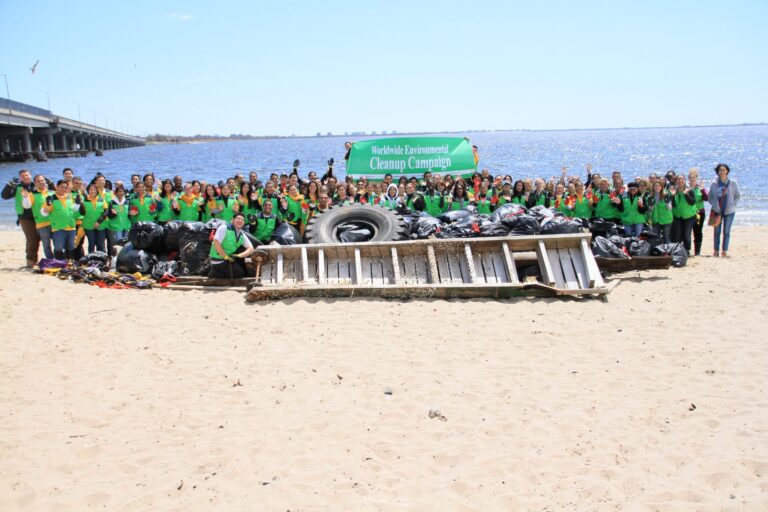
[245,233,608,301]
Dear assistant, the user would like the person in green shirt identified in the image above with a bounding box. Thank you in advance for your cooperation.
[82,183,109,254]
[525,179,551,209]
[248,198,284,243]
[154,180,178,225]
[174,183,201,221]
[106,184,131,255]
[591,179,620,221]
[1,169,38,266]
[40,180,85,260]
[208,212,255,279]
[20,174,54,259]
[566,181,593,219]
[510,180,527,205]
[201,184,220,222]
[446,181,471,211]
[128,183,158,224]
[616,181,648,237]
[647,180,673,243]
[671,175,697,254]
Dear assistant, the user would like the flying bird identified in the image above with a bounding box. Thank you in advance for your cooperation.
[30,60,39,74]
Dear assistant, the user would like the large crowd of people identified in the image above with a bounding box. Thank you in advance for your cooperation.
[2,157,740,269]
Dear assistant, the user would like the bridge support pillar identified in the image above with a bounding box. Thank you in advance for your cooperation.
[22,132,32,153]
[47,133,55,152]
[2,138,10,153]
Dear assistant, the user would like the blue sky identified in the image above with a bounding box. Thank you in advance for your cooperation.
[1,0,765,136]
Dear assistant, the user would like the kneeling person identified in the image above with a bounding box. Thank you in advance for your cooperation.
[209,212,255,279]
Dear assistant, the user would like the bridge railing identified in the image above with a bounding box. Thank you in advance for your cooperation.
[0,98,52,118]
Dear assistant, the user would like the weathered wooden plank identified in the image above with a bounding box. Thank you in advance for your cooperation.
[402,254,415,284]
[464,244,477,283]
[481,250,501,284]
[276,252,284,284]
[537,240,555,286]
[317,249,325,284]
[413,253,429,284]
[435,251,450,284]
[488,249,507,283]
[547,247,566,289]
[391,247,402,285]
[558,248,579,290]
[338,246,351,283]
[568,247,588,289]
[426,245,439,284]
[301,247,309,283]
[368,246,382,285]
[580,238,604,287]
[501,242,519,284]
[354,248,363,285]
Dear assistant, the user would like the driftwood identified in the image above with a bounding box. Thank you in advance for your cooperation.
[595,256,673,273]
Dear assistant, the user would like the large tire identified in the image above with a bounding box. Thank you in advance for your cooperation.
[304,205,409,244]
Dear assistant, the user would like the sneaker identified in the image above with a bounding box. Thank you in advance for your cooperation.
[713,251,719,257]
[26,259,36,268]
[722,251,728,258]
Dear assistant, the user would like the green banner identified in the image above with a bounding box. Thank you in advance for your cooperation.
[346,137,476,181]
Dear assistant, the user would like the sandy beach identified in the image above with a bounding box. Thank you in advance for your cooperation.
[1,228,766,511]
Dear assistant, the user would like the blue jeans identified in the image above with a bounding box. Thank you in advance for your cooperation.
[37,225,53,259]
[652,223,672,244]
[107,229,127,256]
[85,229,106,254]
[714,213,735,252]
[52,229,76,257]
[624,223,643,237]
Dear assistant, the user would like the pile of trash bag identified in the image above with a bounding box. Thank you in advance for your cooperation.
[128,222,165,253]
[116,243,158,274]
[652,243,689,267]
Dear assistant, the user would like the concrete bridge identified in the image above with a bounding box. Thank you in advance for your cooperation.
[1,98,144,159]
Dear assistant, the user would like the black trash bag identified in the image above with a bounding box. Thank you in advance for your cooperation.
[128,222,164,251]
[527,205,554,222]
[402,213,422,232]
[652,243,688,267]
[151,260,179,280]
[337,222,374,243]
[628,239,652,257]
[435,222,479,239]
[592,236,630,259]
[539,217,584,235]
[480,221,512,237]
[178,230,212,276]
[607,235,627,249]
[508,215,541,235]
[162,221,189,252]
[151,261,178,280]
[116,243,158,274]
[639,229,665,249]
[490,203,527,222]
[271,223,303,245]
[589,219,621,237]
[410,215,443,239]
[78,251,109,268]
[438,209,472,224]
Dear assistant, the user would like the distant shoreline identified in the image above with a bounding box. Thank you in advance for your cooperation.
[147,122,767,144]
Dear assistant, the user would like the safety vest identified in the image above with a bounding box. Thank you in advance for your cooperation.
[29,189,52,228]
[130,195,156,223]
[475,196,493,214]
[693,187,704,211]
[593,192,619,220]
[155,195,177,222]
[176,195,200,221]
[423,193,444,216]
[570,194,593,219]
[107,200,131,231]
[218,196,238,222]
[209,225,245,260]
[673,191,697,220]
[253,214,278,242]
[82,197,108,230]
[284,195,304,224]
[650,196,673,225]
[48,195,78,232]
[621,194,646,225]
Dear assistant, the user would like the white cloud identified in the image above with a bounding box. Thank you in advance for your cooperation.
[170,13,192,22]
